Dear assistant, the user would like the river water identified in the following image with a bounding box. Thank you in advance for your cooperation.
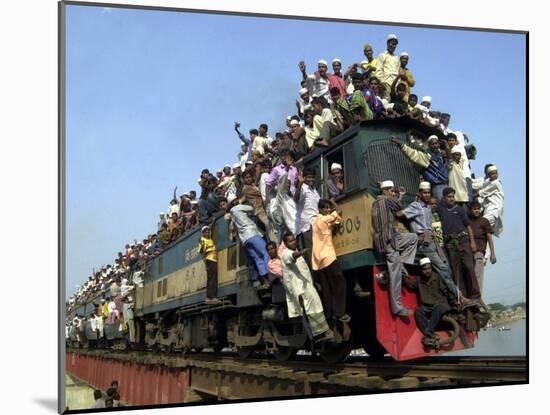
[446,318,526,356]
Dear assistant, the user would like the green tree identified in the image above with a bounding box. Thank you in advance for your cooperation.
[488,302,507,312]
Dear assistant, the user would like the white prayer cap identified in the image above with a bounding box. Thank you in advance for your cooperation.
[232,162,241,169]
[216,168,222,173]
[387,34,398,41]
[419,181,431,190]
[290,119,299,126]
[427,134,439,143]
[332,58,342,64]
[224,164,231,169]
[451,145,464,154]
[159,212,165,216]
[245,160,254,165]
[201,225,210,231]
[318,59,328,66]
[422,96,432,104]
[419,257,431,266]
[400,52,409,57]
[331,163,343,172]
[380,180,394,189]
[487,165,498,173]
[299,87,308,95]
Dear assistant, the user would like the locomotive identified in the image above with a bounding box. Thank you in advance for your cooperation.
[66,117,489,362]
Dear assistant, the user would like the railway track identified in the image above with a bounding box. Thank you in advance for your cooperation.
[67,348,526,401]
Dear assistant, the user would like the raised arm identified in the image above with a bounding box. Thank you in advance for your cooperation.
[234,122,250,145]
[294,170,304,204]
[391,136,430,168]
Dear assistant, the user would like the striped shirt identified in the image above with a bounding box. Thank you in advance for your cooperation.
[372,195,403,254]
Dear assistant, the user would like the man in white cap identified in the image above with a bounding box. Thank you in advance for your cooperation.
[395,52,415,100]
[375,34,401,99]
[396,181,465,304]
[447,144,469,204]
[472,164,504,237]
[296,87,313,119]
[328,58,346,97]
[327,162,344,198]
[413,257,456,347]
[300,59,346,104]
[392,135,449,200]
[198,225,221,304]
[372,180,418,316]
[299,59,331,103]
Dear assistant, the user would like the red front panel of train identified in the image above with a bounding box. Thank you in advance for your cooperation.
[372,265,476,361]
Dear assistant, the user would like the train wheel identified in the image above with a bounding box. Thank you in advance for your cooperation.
[362,340,386,359]
[273,346,296,362]
[212,345,224,353]
[236,346,254,359]
[319,341,352,364]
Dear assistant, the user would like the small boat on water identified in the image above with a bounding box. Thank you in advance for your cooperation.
[499,326,511,332]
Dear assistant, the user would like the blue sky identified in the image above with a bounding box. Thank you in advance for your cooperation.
[65,5,526,304]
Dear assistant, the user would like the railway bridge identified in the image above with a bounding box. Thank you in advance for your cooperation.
[66,349,527,408]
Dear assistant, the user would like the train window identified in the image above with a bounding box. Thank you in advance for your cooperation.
[158,257,164,275]
[162,279,168,296]
[324,141,359,199]
[227,244,237,271]
[157,281,162,297]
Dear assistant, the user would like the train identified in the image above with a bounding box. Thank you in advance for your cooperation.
[66,117,490,362]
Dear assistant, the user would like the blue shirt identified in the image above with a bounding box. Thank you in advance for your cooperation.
[402,200,433,234]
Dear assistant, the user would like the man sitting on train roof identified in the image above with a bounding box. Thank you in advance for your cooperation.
[413,257,456,347]
[281,232,335,342]
[220,197,271,289]
[309,96,342,148]
[372,180,418,317]
[392,135,449,200]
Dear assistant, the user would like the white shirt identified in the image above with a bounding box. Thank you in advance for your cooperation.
[451,131,472,179]
[305,73,332,103]
[90,317,98,331]
[167,203,180,217]
[296,184,320,235]
[252,136,271,156]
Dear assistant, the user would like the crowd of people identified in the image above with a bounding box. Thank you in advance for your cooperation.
[67,34,504,347]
